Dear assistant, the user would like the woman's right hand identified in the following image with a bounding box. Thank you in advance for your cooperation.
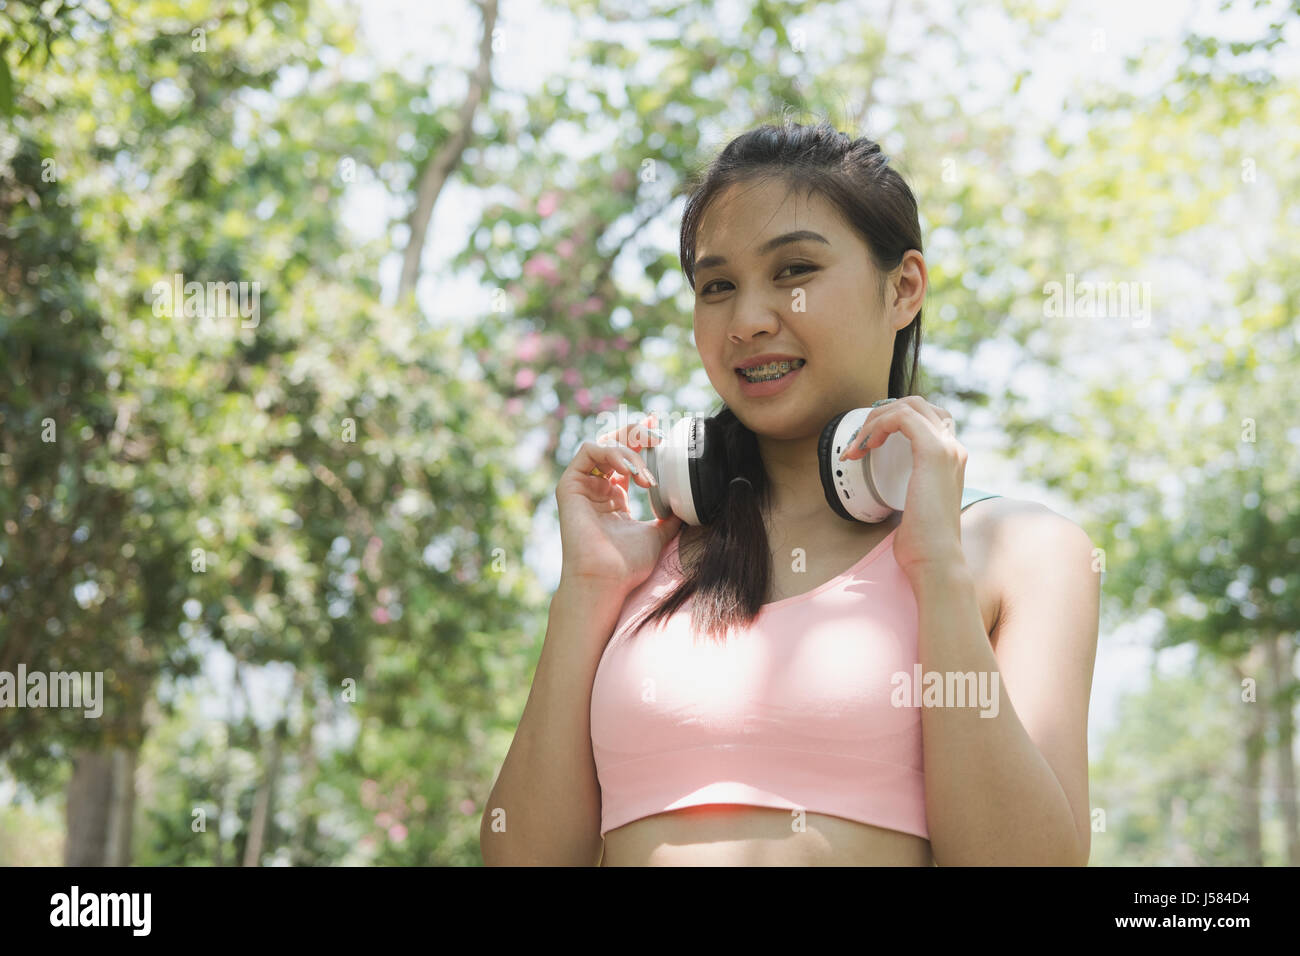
[555,413,683,596]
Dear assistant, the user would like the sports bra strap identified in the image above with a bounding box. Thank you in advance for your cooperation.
[961,486,1001,511]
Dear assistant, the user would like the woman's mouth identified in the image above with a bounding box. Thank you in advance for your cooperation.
[737,358,806,383]
[735,358,806,397]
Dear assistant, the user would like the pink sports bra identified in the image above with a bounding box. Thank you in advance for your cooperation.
[590,523,929,840]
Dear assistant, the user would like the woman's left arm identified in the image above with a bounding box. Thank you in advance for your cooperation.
[845,396,1100,866]
[908,510,1099,866]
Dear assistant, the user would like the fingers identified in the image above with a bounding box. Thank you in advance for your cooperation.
[838,411,883,462]
[560,416,665,516]
[597,412,665,453]
[901,397,951,434]
[572,473,623,506]
[572,438,656,489]
[838,405,902,461]
[611,479,630,512]
[838,398,952,462]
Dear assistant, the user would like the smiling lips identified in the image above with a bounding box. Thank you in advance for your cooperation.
[737,358,806,382]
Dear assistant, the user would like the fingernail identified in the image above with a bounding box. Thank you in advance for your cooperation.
[648,472,658,486]
[624,459,639,475]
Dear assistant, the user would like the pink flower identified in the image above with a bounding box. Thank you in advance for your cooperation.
[537,191,560,217]
[583,296,603,315]
[613,336,629,350]
[515,331,542,362]
[459,799,476,816]
[562,367,581,387]
[568,302,585,319]
[376,811,394,829]
[611,168,632,191]
[551,336,570,360]
[361,779,379,809]
[598,396,618,412]
[556,238,575,258]
[372,607,390,624]
[523,253,558,284]
[554,403,568,419]
[505,397,524,415]
[514,368,537,390]
[388,823,408,843]
[575,389,592,412]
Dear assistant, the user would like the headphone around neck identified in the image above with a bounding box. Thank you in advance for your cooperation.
[644,406,913,526]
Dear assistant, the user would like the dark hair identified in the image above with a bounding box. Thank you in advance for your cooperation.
[624,120,924,644]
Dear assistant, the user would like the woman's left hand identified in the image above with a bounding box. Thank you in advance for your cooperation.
[838,396,969,582]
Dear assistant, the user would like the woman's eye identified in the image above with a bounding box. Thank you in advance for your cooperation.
[700,264,816,296]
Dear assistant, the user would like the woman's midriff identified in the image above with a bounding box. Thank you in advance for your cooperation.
[600,805,934,866]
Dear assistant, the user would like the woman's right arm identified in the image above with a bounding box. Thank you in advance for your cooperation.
[479,575,629,866]
[480,413,677,866]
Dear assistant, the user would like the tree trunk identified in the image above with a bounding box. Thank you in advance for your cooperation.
[1266,632,1299,866]
[242,717,287,866]
[64,750,112,866]
[213,723,231,867]
[64,744,137,866]
[104,747,137,865]
[289,687,318,865]
[1233,643,1267,866]
[397,0,499,301]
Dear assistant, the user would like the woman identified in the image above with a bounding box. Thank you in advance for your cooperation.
[481,121,1099,867]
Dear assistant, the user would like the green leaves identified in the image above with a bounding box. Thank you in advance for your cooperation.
[0,49,13,116]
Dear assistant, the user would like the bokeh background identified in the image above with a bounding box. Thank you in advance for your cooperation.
[1,0,1297,866]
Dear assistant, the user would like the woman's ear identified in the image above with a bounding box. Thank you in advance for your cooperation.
[887,251,927,331]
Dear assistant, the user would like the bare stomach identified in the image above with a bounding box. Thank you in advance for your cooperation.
[600,804,934,866]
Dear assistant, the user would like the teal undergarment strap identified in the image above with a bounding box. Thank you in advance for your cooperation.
[960,486,1001,511]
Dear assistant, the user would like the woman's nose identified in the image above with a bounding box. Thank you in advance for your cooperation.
[726,299,782,341]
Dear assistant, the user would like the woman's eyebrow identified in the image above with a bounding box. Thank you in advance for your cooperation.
[695,230,830,271]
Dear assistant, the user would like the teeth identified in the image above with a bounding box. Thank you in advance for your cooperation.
[741,359,805,382]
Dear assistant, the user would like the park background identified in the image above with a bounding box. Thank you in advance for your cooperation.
[1,0,1297,865]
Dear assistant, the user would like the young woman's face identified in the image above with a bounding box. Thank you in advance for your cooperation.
[691,178,919,439]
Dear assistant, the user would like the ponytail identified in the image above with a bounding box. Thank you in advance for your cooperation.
[625,406,772,644]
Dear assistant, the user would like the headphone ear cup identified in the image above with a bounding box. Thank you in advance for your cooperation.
[818,411,855,521]
[692,415,729,524]
[646,415,717,525]
[646,439,673,521]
